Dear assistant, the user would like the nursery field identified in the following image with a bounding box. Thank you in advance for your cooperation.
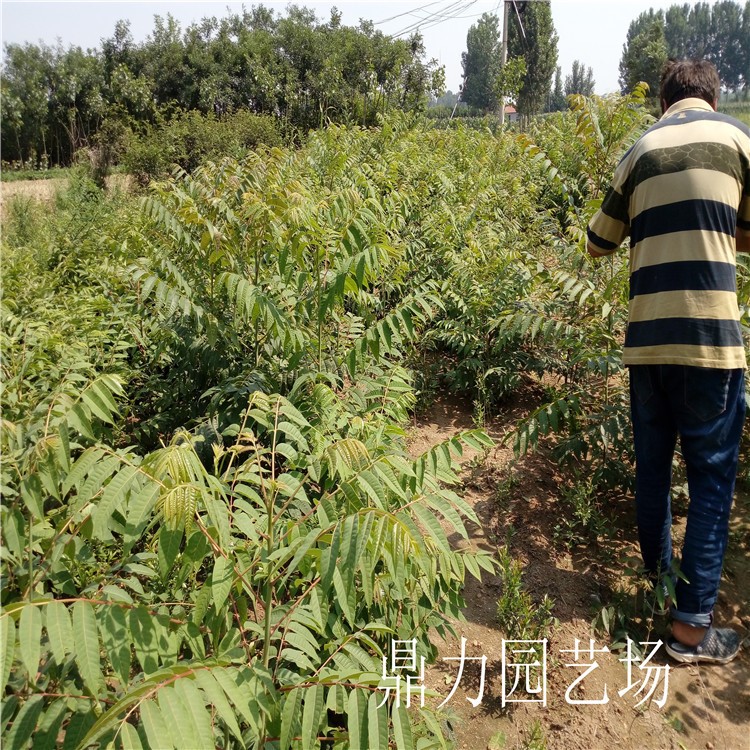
[2,91,749,750]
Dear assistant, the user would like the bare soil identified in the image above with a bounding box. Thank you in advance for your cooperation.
[407,390,750,750]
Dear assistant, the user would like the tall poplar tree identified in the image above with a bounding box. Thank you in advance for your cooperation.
[460,13,501,111]
[565,60,595,97]
[620,2,748,96]
[618,10,667,97]
[548,66,566,111]
[507,0,558,116]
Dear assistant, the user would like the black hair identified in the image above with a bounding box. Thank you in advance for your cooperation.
[660,59,720,108]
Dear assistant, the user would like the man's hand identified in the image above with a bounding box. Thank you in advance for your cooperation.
[737,228,750,253]
[587,241,610,258]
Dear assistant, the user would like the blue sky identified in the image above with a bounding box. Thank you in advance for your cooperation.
[0,1,716,95]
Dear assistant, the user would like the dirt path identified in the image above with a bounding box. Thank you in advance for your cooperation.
[407,392,750,750]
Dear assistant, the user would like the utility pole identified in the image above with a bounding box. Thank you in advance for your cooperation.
[499,0,510,125]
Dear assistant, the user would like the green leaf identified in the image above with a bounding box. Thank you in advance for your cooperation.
[280,687,302,750]
[280,648,316,672]
[80,666,194,748]
[99,604,130,687]
[211,555,233,611]
[45,600,72,666]
[119,723,144,750]
[158,685,198,750]
[203,491,230,548]
[392,703,414,750]
[75,455,119,510]
[213,667,259,731]
[4,695,43,750]
[63,710,96,750]
[319,522,340,594]
[173,677,215,750]
[367,692,388,750]
[332,567,355,626]
[140,699,174,750]
[192,668,244,744]
[411,504,450,551]
[301,683,324,750]
[73,601,102,695]
[1,613,17,693]
[356,470,386,509]
[20,474,44,519]
[280,528,321,586]
[130,606,159,676]
[33,697,68,750]
[158,525,184,580]
[19,603,42,679]
[93,465,139,538]
[68,404,95,441]
[62,448,105,496]
[347,689,368,750]
[124,483,159,550]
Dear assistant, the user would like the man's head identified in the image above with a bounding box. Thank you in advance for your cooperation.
[660,59,720,113]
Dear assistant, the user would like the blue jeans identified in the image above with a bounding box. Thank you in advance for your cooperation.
[629,365,746,627]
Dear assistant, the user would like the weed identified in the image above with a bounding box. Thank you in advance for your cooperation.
[553,477,610,550]
[3,194,48,249]
[496,546,555,642]
[473,379,490,429]
[522,719,547,750]
[665,713,685,734]
[408,350,441,414]
[592,558,686,653]
[495,547,555,704]
[487,730,507,749]
[494,464,519,509]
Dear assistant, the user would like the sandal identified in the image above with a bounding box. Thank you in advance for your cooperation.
[664,627,741,665]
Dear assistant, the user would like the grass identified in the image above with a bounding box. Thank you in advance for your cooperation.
[718,100,750,127]
[1,164,128,182]
[1,166,72,182]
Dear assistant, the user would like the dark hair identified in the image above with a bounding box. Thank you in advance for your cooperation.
[660,59,720,108]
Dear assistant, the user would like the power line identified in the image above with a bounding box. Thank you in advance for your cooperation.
[374,0,447,26]
[389,0,471,37]
[389,0,479,39]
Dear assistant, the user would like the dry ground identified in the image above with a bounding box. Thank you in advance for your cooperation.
[407,391,750,750]
[0,177,64,210]
[0,175,131,215]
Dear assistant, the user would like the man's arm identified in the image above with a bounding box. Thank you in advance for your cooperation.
[586,185,630,259]
[737,228,750,253]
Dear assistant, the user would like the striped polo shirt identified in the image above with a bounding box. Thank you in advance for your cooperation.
[587,97,750,369]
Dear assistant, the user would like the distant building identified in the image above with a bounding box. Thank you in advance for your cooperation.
[503,105,519,122]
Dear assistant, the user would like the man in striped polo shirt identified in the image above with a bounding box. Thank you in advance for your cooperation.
[587,59,750,664]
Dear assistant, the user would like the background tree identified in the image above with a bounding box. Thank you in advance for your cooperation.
[493,55,526,112]
[687,1,713,57]
[664,3,691,58]
[0,42,54,165]
[710,0,745,90]
[618,10,667,98]
[507,0,559,116]
[460,12,501,111]
[621,1,748,98]
[1,6,445,166]
[101,19,137,81]
[564,60,595,97]
[547,65,566,111]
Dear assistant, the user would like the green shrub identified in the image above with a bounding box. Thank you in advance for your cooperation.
[122,110,283,186]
